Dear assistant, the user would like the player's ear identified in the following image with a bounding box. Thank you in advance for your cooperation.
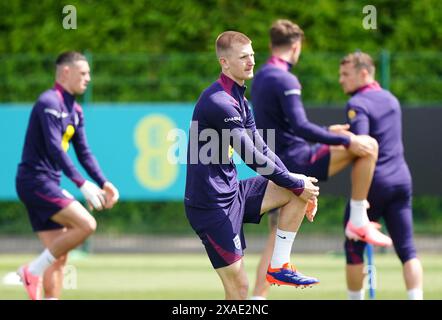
[62,65,71,77]
[360,68,370,79]
[219,56,229,70]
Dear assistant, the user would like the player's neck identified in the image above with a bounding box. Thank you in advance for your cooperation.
[271,51,293,65]
[357,78,375,90]
[221,71,245,87]
[55,80,75,95]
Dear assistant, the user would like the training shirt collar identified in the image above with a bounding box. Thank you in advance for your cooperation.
[54,82,76,110]
[218,72,247,98]
[267,55,292,71]
[354,81,382,95]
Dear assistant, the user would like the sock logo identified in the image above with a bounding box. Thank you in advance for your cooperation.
[277,234,287,239]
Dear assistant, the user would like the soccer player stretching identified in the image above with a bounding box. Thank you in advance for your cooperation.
[16,51,119,300]
[185,31,320,300]
[250,20,392,300]
[339,52,423,300]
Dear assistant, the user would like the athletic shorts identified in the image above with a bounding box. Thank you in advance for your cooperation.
[283,143,331,182]
[344,183,417,264]
[16,177,74,232]
[185,176,269,269]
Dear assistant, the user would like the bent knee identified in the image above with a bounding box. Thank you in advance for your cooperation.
[87,217,97,234]
[261,181,294,212]
[369,136,379,153]
[288,192,307,206]
[362,135,379,158]
[79,216,97,235]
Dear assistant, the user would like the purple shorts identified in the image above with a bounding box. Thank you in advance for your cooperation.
[284,143,331,181]
[16,177,74,232]
[185,176,269,269]
[344,183,417,264]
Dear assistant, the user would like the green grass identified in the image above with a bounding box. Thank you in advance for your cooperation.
[1,253,441,300]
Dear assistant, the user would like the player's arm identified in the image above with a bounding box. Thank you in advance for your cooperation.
[241,129,320,202]
[233,128,320,198]
[246,99,319,205]
[344,103,377,157]
[206,101,317,200]
[244,103,290,172]
[346,103,370,135]
[38,101,106,210]
[72,109,119,208]
[328,123,351,135]
[250,125,320,205]
[253,129,290,171]
[279,81,350,147]
[71,108,107,188]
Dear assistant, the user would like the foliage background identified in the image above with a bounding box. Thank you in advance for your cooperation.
[0,0,441,104]
[0,0,441,234]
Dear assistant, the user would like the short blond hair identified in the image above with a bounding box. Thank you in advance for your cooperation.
[340,52,375,76]
[215,31,251,58]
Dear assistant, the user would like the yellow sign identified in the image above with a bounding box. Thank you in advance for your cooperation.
[134,115,178,191]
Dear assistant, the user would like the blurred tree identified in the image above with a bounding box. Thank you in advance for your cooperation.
[0,0,440,103]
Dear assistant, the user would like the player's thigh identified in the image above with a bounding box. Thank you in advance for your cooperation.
[328,145,355,177]
[260,181,292,214]
[51,201,96,231]
[215,258,247,288]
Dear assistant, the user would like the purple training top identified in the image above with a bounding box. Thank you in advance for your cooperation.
[346,81,411,187]
[185,73,304,210]
[17,83,107,188]
[251,56,350,164]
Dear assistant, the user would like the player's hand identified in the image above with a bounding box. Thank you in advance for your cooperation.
[349,135,376,157]
[329,124,351,136]
[79,180,106,211]
[290,173,320,202]
[306,196,318,222]
[102,181,120,209]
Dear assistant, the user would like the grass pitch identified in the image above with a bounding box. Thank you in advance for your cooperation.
[1,253,441,300]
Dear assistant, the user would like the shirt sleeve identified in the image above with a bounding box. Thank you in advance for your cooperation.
[278,77,350,147]
[37,101,86,187]
[243,101,290,172]
[205,99,305,194]
[346,102,370,135]
[72,109,107,188]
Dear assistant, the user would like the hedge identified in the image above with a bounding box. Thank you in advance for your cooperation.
[1,196,441,235]
[1,0,441,104]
